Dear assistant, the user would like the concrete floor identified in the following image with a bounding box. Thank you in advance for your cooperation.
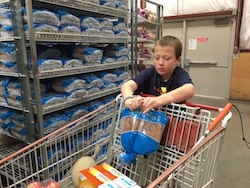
[0,96,250,188]
[189,96,250,188]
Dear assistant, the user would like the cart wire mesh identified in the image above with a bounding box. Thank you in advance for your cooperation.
[0,96,232,188]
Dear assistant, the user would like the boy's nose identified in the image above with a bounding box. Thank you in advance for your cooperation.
[159,58,164,64]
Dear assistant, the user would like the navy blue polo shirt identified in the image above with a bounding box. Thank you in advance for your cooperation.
[132,66,193,96]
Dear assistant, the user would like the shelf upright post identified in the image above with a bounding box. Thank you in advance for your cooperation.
[130,0,134,78]
[24,0,49,180]
[130,0,138,77]
[10,0,36,142]
[25,0,44,139]
[156,3,163,40]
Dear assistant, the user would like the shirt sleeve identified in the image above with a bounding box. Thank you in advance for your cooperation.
[174,67,193,86]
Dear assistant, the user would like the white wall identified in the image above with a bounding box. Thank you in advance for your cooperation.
[146,0,250,50]
[146,0,237,16]
[240,0,250,49]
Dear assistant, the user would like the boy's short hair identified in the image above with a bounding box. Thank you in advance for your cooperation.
[155,35,182,59]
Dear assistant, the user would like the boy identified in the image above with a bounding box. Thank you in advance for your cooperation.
[121,35,194,113]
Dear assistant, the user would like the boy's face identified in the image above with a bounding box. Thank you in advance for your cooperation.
[153,44,180,80]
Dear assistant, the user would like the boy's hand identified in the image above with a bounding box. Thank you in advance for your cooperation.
[124,96,143,111]
[141,97,161,113]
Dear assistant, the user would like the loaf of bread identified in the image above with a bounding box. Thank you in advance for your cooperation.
[121,115,165,142]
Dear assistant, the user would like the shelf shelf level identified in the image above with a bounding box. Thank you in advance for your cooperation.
[0,33,130,43]
[34,87,121,115]
[35,0,129,18]
[31,61,130,79]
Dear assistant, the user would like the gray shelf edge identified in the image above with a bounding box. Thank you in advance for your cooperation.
[30,61,130,79]
[0,102,29,112]
[0,34,130,43]
[34,0,129,18]
[0,72,25,77]
[0,0,9,3]
[35,32,130,43]
[34,87,121,115]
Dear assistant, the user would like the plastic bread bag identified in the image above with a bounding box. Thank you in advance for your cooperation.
[8,123,26,140]
[42,113,69,135]
[72,46,103,62]
[101,29,115,36]
[0,107,14,125]
[0,25,13,37]
[116,3,128,11]
[35,59,63,71]
[97,71,117,83]
[52,77,86,93]
[101,56,115,64]
[97,18,113,30]
[10,111,25,127]
[0,61,17,72]
[58,10,80,27]
[115,69,129,81]
[59,25,81,34]
[36,45,62,59]
[65,104,89,121]
[81,27,101,36]
[24,24,59,35]
[119,108,168,165]
[83,73,104,89]
[100,82,117,91]
[115,55,130,62]
[0,46,16,62]
[5,94,22,108]
[38,92,67,108]
[113,21,127,32]
[80,16,100,29]
[100,0,116,8]
[87,87,101,94]
[104,45,130,57]
[88,100,105,112]
[0,11,13,26]
[23,9,59,27]
[67,88,88,101]
[62,58,84,68]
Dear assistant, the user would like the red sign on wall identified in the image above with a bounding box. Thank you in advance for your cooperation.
[197,37,208,42]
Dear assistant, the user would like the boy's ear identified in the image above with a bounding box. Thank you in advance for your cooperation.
[176,57,181,65]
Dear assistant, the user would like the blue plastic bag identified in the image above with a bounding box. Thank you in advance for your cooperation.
[119,108,168,165]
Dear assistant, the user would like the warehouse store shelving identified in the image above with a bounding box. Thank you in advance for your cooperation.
[129,0,163,77]
[0,0,131,144]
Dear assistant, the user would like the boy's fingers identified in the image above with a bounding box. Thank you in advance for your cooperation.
[143,107,150,114]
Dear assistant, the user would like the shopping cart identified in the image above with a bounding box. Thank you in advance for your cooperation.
[0,94,232,188]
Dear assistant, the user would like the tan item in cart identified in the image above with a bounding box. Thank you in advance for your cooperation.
[71,144,101,186]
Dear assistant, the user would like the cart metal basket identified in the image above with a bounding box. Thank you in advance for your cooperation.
[0,94,232,188]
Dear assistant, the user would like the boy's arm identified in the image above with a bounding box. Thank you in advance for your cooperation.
[121,80,138,98]
[121,80,143,110]
[159,83,194,104]
[142,83,194,113]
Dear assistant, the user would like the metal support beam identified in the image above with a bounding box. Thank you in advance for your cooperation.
[10,0,35,142]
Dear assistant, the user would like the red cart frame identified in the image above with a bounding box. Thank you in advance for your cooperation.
[0,94,232,188]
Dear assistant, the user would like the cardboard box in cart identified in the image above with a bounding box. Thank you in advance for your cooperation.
[79,163,137,188]
[79,167,120,188]
[94,163,137,188]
